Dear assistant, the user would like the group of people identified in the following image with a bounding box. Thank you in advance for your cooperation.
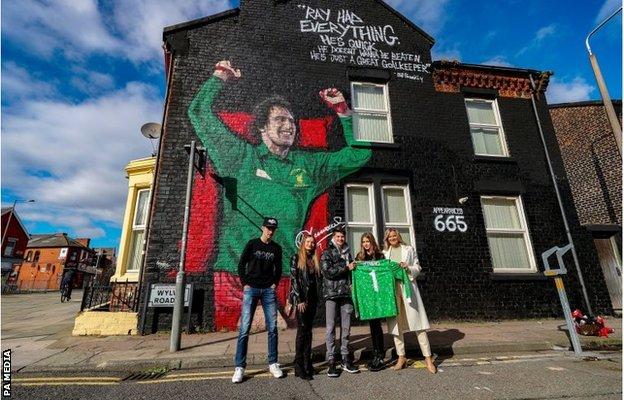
[231,217,435,383]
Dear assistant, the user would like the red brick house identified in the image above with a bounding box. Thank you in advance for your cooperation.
[16,233,97,291]
[549,100,622,313]
[1,207,30,280]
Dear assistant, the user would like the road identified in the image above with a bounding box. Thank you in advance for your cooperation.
[1,290,82,370]
[10,351,622,399]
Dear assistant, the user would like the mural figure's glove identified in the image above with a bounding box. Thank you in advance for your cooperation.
[214,60,241,81]
[319,88,351,117]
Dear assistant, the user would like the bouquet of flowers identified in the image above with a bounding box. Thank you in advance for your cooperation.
[571,309,615,337]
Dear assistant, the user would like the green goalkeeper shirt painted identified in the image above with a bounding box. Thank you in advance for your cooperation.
[351,260,411,320]
[188,76,372,277]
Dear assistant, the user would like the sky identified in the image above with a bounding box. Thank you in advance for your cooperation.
[1,0,622,250]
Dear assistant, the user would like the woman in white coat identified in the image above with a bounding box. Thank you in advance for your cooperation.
[382,228,436,373]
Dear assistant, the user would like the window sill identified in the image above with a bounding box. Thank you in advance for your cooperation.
[353,142,401,150]
[489,272,547,281]
[473,155,517,164]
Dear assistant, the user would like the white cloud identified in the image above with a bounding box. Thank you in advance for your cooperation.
[595,0,621,23]
[481,56,514,68]
[517,24,557,55]
[1,62,58,102]
[546,77,596,104]
[2,0,233,66]
[384,0,452,36]
[2,0,122,60]
[111,0,233,64]
[1,80,162,238]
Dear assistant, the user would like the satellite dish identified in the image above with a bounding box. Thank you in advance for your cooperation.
[141,122,162,139]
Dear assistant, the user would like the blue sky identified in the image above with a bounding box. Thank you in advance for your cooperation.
[1,0,621,250]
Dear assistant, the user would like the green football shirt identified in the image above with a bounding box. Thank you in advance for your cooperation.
[351,260,411,320]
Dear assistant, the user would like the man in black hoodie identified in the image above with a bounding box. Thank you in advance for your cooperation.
[232,217,284,383]
[321,227,359,377]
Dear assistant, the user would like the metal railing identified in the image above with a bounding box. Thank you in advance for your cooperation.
[80,279,139,312]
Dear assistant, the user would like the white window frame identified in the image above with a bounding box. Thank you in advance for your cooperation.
[465,98,509,157]
[344,184,377,246]
[380,185,416,248]
[350,81,394,143]
[480,195,537,272]
[126,188,151,272]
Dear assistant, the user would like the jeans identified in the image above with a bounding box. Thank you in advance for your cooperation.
[325,298,353,362]
[294,296,318,375]
[234,286,278,368]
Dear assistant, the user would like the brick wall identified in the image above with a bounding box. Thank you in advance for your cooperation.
[139,0,612,333]
[549,101,622,226]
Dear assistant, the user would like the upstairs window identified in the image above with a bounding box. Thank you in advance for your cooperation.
[127,189,150,272]
[465,98,509,157]
[4,238,17,257]
[351,82,393,143]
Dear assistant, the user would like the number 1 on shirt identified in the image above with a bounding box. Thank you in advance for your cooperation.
[369,270,379,292]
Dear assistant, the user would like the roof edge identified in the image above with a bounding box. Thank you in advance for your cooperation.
[163,8,240,37]
[549,99,622,109]
[432,60,545,76]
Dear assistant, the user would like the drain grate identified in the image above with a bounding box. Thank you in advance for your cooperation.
[122,371,168,381]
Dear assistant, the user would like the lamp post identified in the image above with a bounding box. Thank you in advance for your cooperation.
[170,140,205,352]
[586,6,622,155]
[2,199,35,248]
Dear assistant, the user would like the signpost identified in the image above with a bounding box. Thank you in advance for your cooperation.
[542,244,583,356]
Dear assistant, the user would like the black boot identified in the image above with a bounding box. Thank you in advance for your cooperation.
[366,352,385,372]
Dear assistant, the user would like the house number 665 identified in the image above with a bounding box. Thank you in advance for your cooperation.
[434,215,468,233]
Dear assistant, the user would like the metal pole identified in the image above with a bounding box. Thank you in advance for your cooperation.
[1,200,17,247]
[554,276,583,355]
[529,75,594,316]
[586,7,622,155]
[170,140,196,352]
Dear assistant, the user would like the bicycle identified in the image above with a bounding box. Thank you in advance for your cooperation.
[60,284,71,303]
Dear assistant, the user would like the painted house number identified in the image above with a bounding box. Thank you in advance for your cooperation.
[433,207,468,233]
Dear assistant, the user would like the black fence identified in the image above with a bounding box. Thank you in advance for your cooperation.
[80,279,139,312]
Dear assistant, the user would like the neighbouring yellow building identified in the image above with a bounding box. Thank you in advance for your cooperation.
[73,156,155,336]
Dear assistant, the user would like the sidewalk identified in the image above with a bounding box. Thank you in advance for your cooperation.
[9,318,621,373]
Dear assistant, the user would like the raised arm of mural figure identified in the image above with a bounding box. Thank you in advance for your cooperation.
[187,60,246,176]
[310,88,372,194]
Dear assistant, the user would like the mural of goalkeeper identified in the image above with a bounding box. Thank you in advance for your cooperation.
[188,60,371,329]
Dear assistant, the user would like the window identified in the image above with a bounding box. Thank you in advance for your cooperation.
[351,82,393,143]
[126,189,150,272]
[480,196,536,272]
[345,183,415,249]
[33,251,40,262]
[465,98,509,157]
[25,251,32,262]
[3,238,17,257]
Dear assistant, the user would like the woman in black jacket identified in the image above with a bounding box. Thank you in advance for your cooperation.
[289,233,321,380]
[354,232,386,372]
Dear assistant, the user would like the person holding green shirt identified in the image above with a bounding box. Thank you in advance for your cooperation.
[188,60,372,323]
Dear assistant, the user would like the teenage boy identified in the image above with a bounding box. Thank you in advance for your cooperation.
[321,228,359,377]
[232,217,284,383]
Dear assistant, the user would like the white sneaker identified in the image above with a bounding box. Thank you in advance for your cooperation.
[269,363,284,378]
[232,367,244,383]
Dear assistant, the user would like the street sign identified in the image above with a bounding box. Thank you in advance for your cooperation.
[149,283,191,307]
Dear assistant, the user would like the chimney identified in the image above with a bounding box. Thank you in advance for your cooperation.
[76,238,91,248]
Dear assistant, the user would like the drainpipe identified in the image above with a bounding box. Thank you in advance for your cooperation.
[529,73,594,316]
[586,7,622,155]
[138,42,176,335]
